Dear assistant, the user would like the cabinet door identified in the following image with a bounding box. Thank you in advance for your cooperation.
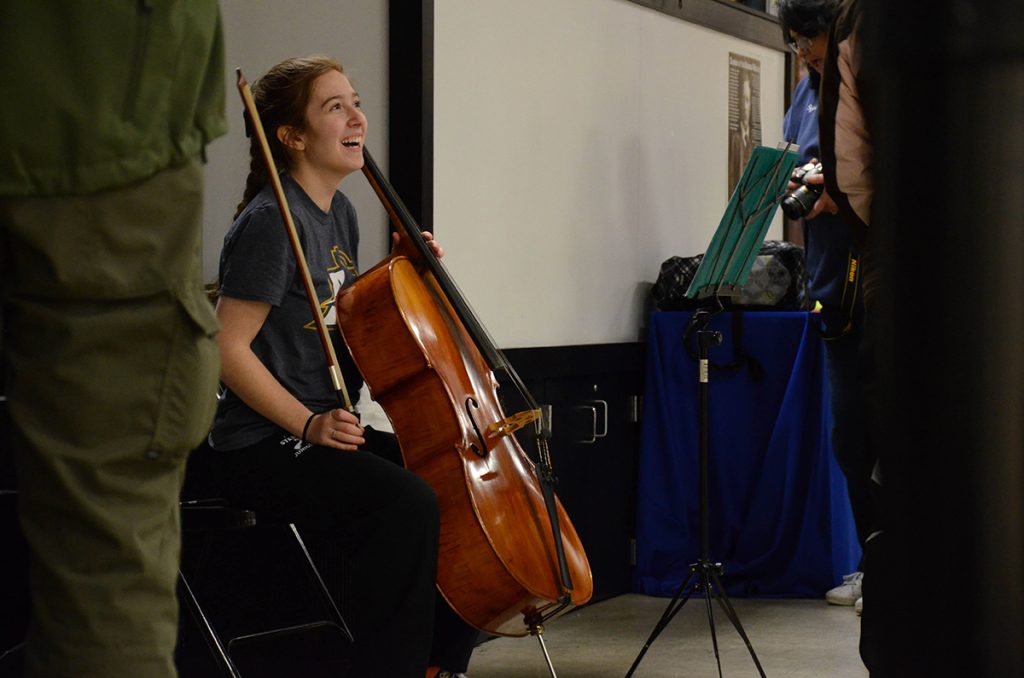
[545,375,639,602]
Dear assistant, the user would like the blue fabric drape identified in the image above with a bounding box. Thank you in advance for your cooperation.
[634,311,860,598]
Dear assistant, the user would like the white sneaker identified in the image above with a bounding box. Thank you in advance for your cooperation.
[825,571,863,606]
[855,596,863,616]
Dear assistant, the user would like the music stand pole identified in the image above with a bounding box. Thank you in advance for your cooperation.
[625,307,766,678]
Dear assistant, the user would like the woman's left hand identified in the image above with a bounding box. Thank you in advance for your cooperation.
[391,231,444,258]
[802,172,839,219]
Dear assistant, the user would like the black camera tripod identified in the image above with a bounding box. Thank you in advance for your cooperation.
[625,308,766,678]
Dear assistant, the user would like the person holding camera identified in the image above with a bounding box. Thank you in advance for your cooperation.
[779,0,878,619]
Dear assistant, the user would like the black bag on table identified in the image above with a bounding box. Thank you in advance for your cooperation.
[650,241,811,380]
[651,240,811,312]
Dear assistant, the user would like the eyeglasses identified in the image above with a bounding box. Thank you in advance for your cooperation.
[786,34,815,53]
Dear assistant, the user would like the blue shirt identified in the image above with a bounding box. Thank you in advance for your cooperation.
[783,76,861,336]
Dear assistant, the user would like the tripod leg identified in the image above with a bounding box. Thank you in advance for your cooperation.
[624,570,699,678]
[656,576,701,635]
[708,568,767,678]
[700,569,725,678]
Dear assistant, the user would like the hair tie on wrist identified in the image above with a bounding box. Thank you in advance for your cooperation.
[301,412,317,443]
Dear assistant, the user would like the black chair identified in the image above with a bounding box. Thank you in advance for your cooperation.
[176,447,354,678]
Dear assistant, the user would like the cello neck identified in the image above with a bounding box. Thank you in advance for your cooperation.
[360,148,509,373]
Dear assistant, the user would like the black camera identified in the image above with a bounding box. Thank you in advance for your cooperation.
[780,162,823,220]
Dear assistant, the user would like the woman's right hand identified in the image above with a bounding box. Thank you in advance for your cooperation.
[306,408,365,451]
[787,157,819,192]
[802,172,838,219]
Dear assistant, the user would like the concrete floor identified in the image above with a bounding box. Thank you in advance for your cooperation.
[467,594,867,678]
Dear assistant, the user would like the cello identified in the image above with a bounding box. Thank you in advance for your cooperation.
[337,150,593,637]
[235,70,592,642]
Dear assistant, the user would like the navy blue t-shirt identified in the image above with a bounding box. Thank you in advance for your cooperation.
[211,175,363,450]
[783,75,861,336]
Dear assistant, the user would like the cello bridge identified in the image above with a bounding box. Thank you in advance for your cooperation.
[487,409,542,437]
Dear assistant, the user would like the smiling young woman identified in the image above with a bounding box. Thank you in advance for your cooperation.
[278,68,368,209]
[196,56,476,678]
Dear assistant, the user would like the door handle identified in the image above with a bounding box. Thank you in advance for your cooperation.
[572,399,608,444]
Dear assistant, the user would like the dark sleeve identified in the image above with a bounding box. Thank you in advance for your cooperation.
[219,204,296,306]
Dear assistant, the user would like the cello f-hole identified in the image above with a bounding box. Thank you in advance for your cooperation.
[465,397,488,458]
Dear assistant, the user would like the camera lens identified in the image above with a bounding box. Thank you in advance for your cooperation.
[780,186,819,220]
[780,162,824,220]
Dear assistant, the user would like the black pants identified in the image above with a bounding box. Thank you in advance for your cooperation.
[823,325,881,565]
[197,427,475,677]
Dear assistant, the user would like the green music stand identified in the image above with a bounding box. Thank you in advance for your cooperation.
[687,144,800,300]
[627,143,798,678]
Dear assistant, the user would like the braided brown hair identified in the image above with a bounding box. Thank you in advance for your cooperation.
[234,56,345,219]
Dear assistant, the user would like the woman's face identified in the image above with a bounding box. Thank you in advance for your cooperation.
[294,70,367,179]
[789,30,828,75]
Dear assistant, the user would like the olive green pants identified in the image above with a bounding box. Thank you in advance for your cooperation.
[1,159,219,678]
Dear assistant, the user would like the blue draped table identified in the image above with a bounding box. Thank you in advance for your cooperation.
[634,311,860,598]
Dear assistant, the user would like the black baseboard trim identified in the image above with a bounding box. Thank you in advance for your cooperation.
[501,342,645,382]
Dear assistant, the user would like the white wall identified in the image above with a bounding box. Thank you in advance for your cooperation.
[203,1,787,350]
[433,0,786,348]
[201,0,390,280]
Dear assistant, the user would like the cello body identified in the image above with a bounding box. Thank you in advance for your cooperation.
[336,253,593,636]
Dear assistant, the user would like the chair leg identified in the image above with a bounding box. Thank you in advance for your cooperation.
[177,505,354,676]
[288,524,353,643]
[179,569,243,678]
